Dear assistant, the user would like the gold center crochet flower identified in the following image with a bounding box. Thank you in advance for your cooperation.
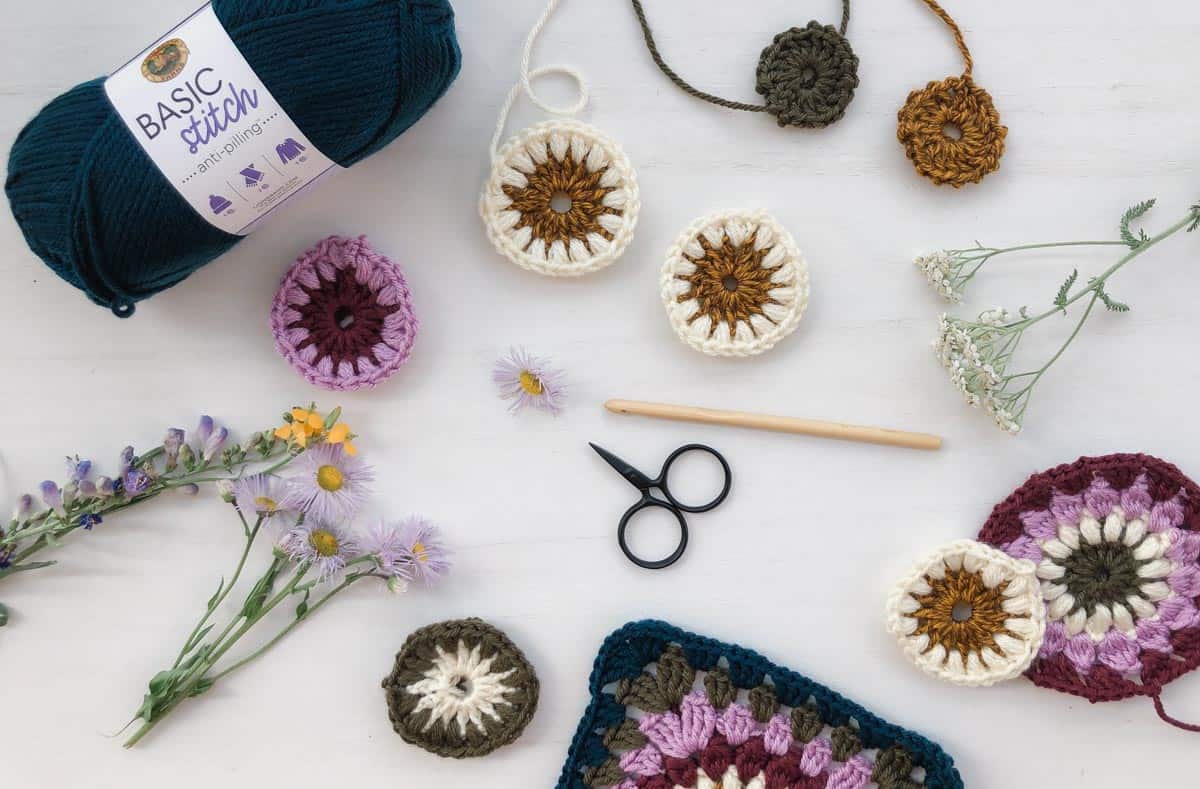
[676,232,782,338]
[502,153,621,248]
[910,566,1023,661]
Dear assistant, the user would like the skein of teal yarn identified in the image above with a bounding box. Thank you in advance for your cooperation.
[5,0,461,317]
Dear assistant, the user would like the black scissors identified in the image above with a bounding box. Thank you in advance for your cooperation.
[590,443,733,570]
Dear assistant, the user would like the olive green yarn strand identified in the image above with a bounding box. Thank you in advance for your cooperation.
[631,0,768,113]
[920,0,973,77]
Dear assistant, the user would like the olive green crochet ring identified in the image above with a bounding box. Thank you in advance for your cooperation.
[382,619,539,758]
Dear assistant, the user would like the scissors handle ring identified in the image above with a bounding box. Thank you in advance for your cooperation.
[617,498,689,570]
[658,444,733,514]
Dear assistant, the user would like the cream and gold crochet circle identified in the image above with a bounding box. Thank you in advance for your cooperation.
[886,540,1046,687]
[660,210,809,357]
[480,120,639,277]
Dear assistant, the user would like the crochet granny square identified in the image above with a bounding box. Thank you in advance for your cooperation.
[558,621,963,789]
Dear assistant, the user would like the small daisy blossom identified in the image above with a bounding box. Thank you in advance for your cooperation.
[493,347,567,415]
[281,444,373,524]
[232,474,289,520]
[394,517,451,585]
[279,521,358,581]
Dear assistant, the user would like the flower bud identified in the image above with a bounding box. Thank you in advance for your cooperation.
[177,483,200,497]
[11,494,34,522]
[387,576,410,595]
[163,428,185,471]
[216,479,237,503]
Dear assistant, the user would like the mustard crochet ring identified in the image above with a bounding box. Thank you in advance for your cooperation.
[480,0,640,277]
[660,209,810,357]
[897,0,1007,187]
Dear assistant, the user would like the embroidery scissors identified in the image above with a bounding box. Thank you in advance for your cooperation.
[589,442,733,570]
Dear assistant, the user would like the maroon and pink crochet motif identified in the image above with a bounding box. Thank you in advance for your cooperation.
[979,454,1200,717]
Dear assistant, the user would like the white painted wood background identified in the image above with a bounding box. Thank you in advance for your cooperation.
[2,0,1198,785]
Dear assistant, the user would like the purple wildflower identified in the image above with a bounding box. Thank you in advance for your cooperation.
[78,513,103,531]
[40,481,65,516]
[393,517,450,586]
[280,445,373,524]
[233,474,289,520]
[118,446,136,476]
[195,416,228,463]
[96,477,116,498]
[77,480,98,498]
[163,428,185,470]
[493,347,567,415]
[65,456,92,482]
[123,469,152,497]
[279,521,358,581]
[11,494,34,522]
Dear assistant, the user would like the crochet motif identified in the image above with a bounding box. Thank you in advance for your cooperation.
[896,0,1006,187]
[271,236,417,391]
[887,540,1045,686]
[482,121,639,277]
[660,210,809,357]
[978,454,1200,728]
[558,621,964,789]
[382,619,539,758]
[631,1,858,129]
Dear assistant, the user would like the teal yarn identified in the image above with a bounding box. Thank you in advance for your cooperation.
[5,0,461,317]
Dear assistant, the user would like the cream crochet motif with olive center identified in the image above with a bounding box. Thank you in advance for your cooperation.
[661,209,810,357]
[481,119,640,277]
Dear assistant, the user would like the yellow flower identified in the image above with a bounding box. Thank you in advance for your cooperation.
[326,422,357,455]
[273,407,358,454]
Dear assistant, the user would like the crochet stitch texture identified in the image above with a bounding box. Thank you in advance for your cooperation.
[271,236,417,391]
[631,1,858,129]
[382,619,539,758]
[558,620,963,789]
[481,120,640,276]
[661,210,809,357]
[896,0,1006,187]
[979,454,1200,723]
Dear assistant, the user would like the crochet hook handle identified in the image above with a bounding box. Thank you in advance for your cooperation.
[604,399,943,452]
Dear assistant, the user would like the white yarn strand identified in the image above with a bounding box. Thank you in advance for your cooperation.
[481,0,639,278]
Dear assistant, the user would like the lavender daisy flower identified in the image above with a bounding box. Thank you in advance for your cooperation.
[394,517,450,586]
[233,474,289,520]
[163,428,185,470]
[361,520,413,583]
[281,445,373,524]
[493,347,567,415]
[279,521,358,581]
[40,481,65,517]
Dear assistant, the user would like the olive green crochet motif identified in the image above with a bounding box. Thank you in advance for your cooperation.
[381,618,539,759]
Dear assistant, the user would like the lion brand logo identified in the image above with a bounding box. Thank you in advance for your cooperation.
[141,38,190,83]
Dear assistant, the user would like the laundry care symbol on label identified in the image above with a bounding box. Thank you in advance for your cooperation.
[209,194,233,215]
[276,138,307,164]
[241,164,267,189]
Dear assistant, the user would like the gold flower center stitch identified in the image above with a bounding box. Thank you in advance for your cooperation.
[677,232,782,337]
[502,153,621,247]
[910,566,1025,662]
[309,529,340,558]
[316,464,344,492]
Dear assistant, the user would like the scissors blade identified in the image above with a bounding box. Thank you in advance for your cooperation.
[589,443,655,490]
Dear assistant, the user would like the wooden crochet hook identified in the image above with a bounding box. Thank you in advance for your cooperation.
[604,399,942,451]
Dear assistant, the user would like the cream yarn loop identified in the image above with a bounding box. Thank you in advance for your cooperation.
[482,0,639,277]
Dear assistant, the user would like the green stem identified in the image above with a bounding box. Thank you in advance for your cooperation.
[208,573,366,682]
[123,562,310,748]
[1018,213,1197,328]
[171,517,263,669]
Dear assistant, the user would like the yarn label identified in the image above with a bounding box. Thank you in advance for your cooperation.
[103,4,339,235]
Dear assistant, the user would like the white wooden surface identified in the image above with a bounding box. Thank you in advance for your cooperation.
[2,1,1199,785]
